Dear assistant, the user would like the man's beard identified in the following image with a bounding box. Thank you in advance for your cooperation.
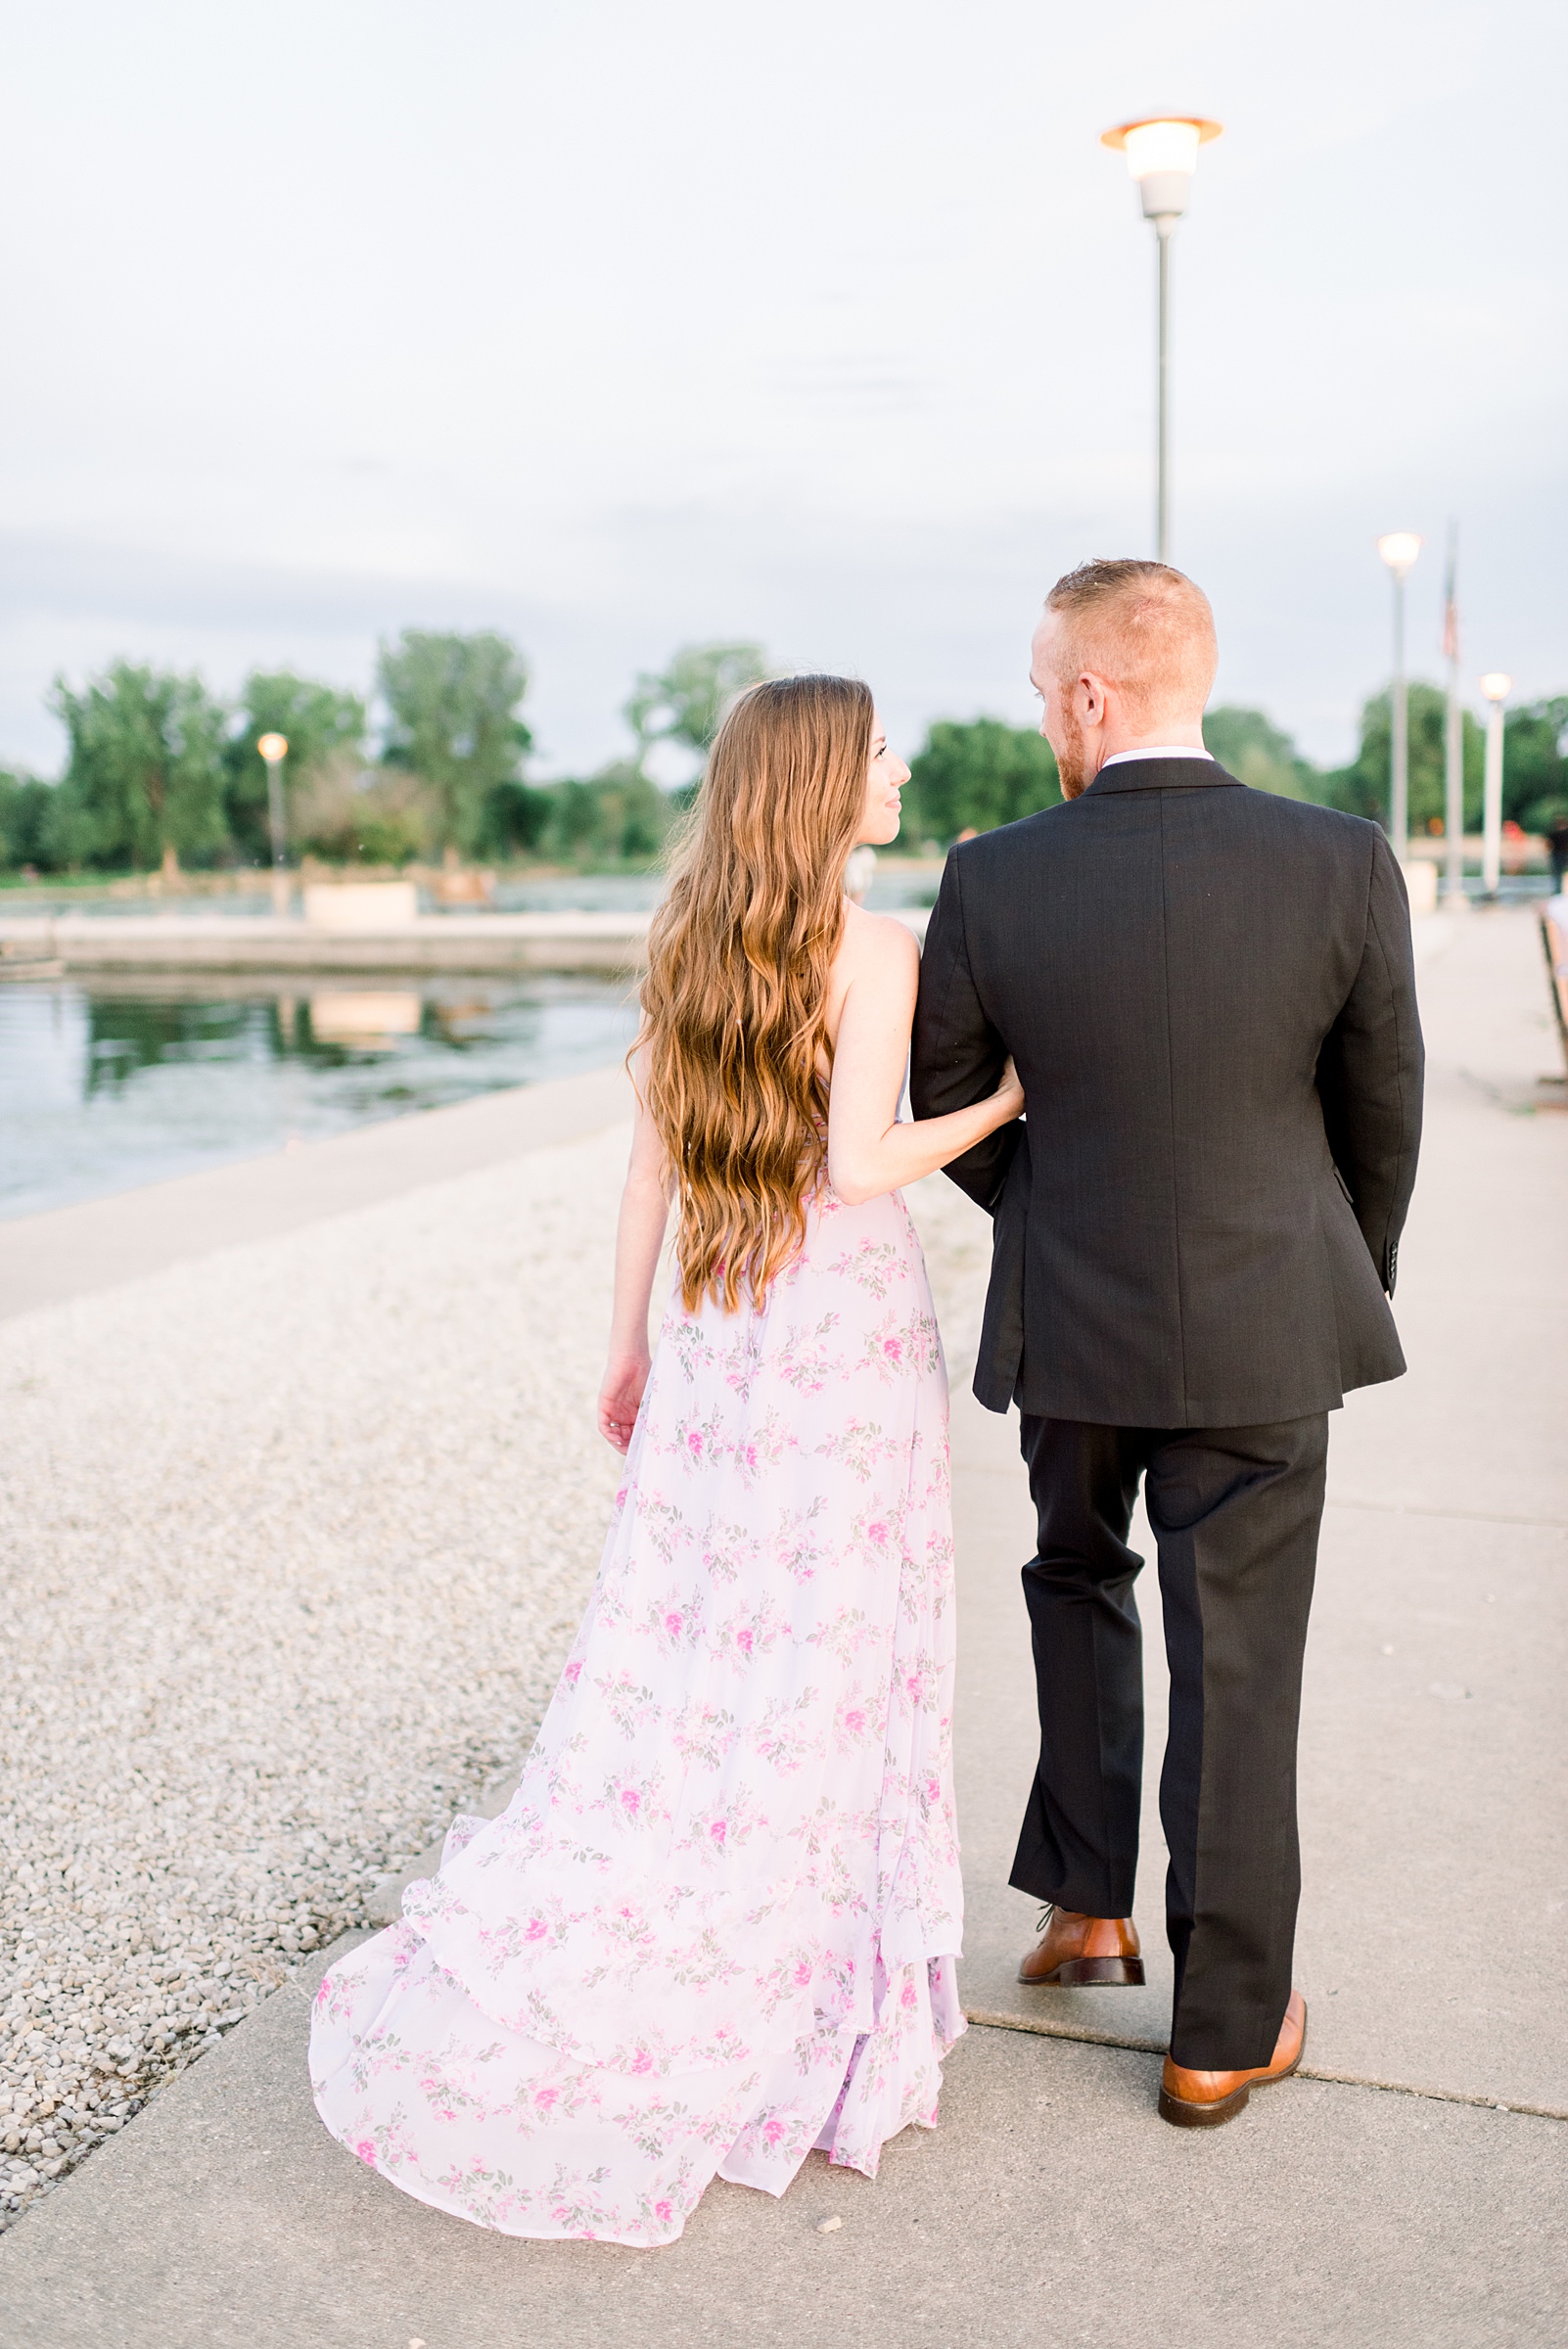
[1055,704,1091,799]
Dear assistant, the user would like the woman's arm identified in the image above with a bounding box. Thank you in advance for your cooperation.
[597,1078,673,1452]
[827,916,1023,1208]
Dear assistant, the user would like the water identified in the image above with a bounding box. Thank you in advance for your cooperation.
[0,864,946,919]
[0,975,641,1221]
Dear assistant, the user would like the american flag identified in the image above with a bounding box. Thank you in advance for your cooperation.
[1442,525,1459,665]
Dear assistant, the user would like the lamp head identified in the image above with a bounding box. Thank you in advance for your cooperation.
[1478,672,1512,705]
[1101,115,1222,224]
[256,732,289,764]
[1376,531,1423,580]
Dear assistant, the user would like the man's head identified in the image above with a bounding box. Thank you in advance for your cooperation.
[1031,559,1219,797]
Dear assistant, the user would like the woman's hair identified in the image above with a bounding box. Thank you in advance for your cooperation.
[639,672,873,1313]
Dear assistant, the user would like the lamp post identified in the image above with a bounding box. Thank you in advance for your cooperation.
[1375,532,1423,861]
[1101,115,1222,563]
[1441,524,1465,903]
[257,732,290,916]
[1478,673,1510,897]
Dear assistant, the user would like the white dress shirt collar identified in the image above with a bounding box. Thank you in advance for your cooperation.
[1099,746,1215,769]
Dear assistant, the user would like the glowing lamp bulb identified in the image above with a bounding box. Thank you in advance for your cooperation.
[256,732,289,763]
[1376,532,1423,577]
[1100,115,1222,222]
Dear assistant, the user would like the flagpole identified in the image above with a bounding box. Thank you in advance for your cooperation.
[1443,522,1465,904]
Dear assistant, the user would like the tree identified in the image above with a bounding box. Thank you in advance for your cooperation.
[47,663,230,871]
[1317,684,1483,833]
[624,642,768,769]
[905,719,1060,845]
[0,772,52,871]
[1500,698,1568,832]
[1202,708,1317,799]
[378,630,533,855]
[479,777,553,858]
[224,673,366,862]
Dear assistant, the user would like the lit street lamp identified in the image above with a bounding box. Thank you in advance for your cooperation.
[1478,673,1511,897]
[257,731,290,916]
[1376,532,1423,860]
[1101,114,1222,562]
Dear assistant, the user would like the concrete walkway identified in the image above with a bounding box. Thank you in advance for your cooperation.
[2,905,1564,2346]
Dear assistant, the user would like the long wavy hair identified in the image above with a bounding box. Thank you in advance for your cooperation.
[640,673,873,1313]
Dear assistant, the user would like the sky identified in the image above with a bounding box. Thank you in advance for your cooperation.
[0,0,1562,781]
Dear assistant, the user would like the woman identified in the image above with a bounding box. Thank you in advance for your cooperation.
[309,676,1023,2245]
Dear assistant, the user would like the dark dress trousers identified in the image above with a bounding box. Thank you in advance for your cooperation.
[909,756,1423,2068]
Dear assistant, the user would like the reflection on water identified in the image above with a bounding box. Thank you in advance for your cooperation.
[307,991,423,1046]
[1,862,945,921]
[1,976,641,1220]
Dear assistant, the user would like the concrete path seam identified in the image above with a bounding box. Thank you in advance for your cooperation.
[962,2010,1568,2122]
[1326,1497,1568,1532]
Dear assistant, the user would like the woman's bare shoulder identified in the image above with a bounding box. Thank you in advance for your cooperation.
[824,903,918,1044]
[837,901,920,979]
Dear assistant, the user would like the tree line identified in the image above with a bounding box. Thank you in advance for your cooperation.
[1,629,1563,877]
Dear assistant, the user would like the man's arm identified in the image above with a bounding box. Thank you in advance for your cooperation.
[909,847,1021,1214]
[1315,829,1424,1293]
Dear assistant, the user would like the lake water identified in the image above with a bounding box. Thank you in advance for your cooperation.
[1,975,641,1221]
[0,866,945,919]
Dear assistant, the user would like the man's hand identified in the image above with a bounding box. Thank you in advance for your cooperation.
[597,1350,652,1452]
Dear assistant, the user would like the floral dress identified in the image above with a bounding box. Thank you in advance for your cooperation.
[308,1182,963,2246]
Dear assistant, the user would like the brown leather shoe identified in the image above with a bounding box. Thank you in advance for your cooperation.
[1017,1906,1145,1987]
[1159,1991,1308,2128]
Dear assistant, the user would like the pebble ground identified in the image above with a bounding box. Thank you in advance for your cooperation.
[0,1128,988,2231]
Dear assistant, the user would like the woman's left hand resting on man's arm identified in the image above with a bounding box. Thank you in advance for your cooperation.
[826,909,1022,1208]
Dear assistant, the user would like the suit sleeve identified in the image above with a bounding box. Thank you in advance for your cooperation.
[909,847,1021,1215]
[1316,829,1424,1294]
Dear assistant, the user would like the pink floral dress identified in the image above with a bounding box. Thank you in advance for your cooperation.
[309,1183,963,2246]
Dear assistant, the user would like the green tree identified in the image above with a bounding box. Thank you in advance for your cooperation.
[1317,684,1484,833]
[225,673,366,863]
[1500,698,1568,832]
[624,642,768,769]
[47,663,230,871]
[0,772,53,872]
[378,630,533,855]
[905,719,1061,845]
[479,777,553,858]
[1203,708,1318,799]
[533,766,678,867]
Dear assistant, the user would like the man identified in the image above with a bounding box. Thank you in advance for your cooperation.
[910,560,1422,2128]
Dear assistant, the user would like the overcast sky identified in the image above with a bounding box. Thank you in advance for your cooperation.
[0,0,1561,779]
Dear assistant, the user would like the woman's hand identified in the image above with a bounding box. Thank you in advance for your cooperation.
[994,1054,1025,1118]
[598,1349,652,1452]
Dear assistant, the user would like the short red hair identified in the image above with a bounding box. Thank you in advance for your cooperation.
[1044,559,1217,720]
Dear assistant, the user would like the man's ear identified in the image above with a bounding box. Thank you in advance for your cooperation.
[1078,671,1109,725]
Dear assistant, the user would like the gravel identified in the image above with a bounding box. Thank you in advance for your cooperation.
[0,1123,989,2232]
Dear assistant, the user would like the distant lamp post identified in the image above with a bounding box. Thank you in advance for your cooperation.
[1101,114,1222,562]
[1478,673,1511,897]
[1376,532,1423,860]
[257,732,290,916]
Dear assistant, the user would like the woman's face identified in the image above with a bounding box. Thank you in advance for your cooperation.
[857,712,910,847]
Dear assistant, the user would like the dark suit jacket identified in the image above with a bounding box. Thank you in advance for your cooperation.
[909,756,1424,1427]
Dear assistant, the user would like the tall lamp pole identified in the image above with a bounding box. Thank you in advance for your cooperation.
[1101,115,1222,563]
[257,731,290,917]
[1376,532,1423,860]
[1478,672,1510,897]
[1441,525,1465,902]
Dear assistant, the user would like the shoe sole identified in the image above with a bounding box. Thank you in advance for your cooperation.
[1017,1956,1147,1988]
[1158,2010,1309,2130]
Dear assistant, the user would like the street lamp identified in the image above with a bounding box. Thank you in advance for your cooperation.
[257,732,290,917]
[1376,532,1423,860]
[1101,114,1222,562]
[1478,673,1511,897]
